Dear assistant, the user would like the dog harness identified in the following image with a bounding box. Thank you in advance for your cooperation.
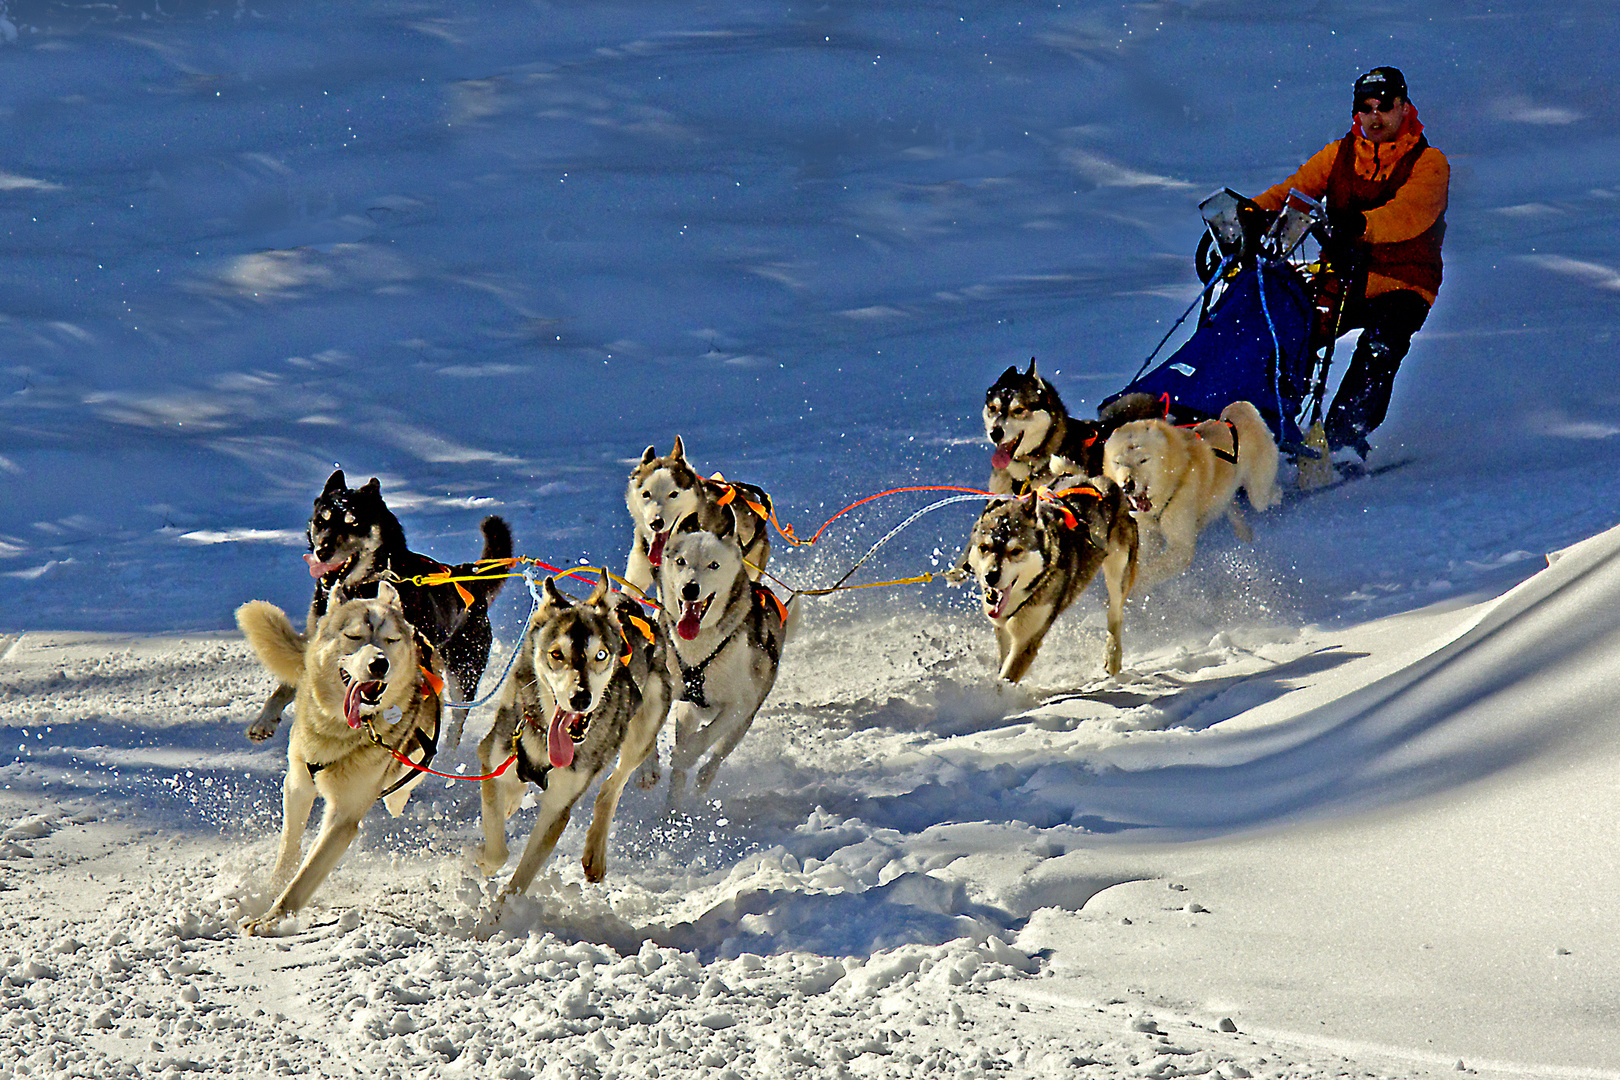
[673,584,785,709]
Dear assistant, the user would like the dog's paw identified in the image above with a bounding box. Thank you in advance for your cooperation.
[469,844,506,876]
[240,909,295,937]
[244,716,281,743]
[581,849,607,884]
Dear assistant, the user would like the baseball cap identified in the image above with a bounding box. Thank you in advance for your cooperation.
[1353,66,1408,106]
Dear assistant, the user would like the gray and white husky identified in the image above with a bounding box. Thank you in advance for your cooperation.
[473,572,673,905]
[966,479,1138,683]
[235,582,444,934]
[623,436,773,595]
[657,511,796,808]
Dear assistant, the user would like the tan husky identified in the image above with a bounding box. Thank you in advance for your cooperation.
[1101,400,1280,590]
[235,582,443,934]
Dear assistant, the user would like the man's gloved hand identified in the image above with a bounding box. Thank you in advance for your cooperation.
[1328,208,1366,241]
[1322,208,1366,267]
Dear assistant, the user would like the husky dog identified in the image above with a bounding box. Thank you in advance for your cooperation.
[657,512,796,807]
[235,583,443,934]
[247,469,512,752]
[623,437,773,595]
[982,361,1163,494]
[967,481,1139,682]
[1101,400,1280,591]
[473,572,673,902]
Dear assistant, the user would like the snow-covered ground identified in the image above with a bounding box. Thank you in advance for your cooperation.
[4,1,1620,1076]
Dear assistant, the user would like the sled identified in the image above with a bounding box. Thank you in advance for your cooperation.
[1101,188,1355,487]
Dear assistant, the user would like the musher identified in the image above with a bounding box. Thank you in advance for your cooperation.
[1252,66,1449,465]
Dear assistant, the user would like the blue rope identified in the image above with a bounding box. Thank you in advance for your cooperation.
[811,492,1006,594]
[1254,260,1290,437]
[438,565,541,711]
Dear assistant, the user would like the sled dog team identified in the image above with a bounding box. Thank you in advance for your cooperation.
[235,369,1278,932]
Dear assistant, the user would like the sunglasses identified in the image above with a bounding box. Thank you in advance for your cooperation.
[1355,96,1400,114]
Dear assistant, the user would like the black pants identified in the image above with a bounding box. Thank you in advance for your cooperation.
[1324,289,1431,453]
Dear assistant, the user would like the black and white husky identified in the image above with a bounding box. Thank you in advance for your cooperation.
[235,582,444,934]
[248,469,512,752]
[657,512,796,808]
[623,437,773,595]
[965,480,1138,683]
[473,572,673,907]
[981,360,1160,493]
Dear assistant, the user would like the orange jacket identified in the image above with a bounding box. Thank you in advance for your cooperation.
[1254,107,1449,303]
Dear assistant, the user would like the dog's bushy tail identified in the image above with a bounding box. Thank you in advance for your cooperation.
[1220,401,1282,511]
[460,515,514,603]
[236,601,306,685]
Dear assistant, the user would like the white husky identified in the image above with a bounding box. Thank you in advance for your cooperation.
[657,513,796,807]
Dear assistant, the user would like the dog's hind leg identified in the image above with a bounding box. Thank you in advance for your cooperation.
[441,670,470,755]
[247,683,295,743]
[1226,504,1254,543]
[500,769,592,900]
[694,696,765,792]
[665,699,713,811]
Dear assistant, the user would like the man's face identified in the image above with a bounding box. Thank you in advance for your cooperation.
[1355,95,1408,144]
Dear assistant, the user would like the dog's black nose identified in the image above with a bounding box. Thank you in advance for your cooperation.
[682,582,699,602]
[985,569,1000,587]
[650,516,664,531]
[989,426,1004,444]
[570,688,591,712]
[367,655,389,678]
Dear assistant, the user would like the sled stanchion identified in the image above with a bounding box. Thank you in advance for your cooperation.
[1124,256,1231,387]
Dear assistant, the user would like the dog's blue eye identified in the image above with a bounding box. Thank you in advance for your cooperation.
[595,649,609,662]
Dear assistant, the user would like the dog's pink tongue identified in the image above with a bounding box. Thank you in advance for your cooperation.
[343,681,380,729]
[649,531,668,568]
[677,602,705,641]
[547,712,578,769]
[305,553,345,579]
[991,447,1012,471]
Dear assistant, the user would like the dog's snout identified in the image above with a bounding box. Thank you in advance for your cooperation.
[366,654,389,679]
[569,687,591,712]
[681,581,700,602]
[650,516,665,531]
[989,426,1004,444]
[984,567,1001,587]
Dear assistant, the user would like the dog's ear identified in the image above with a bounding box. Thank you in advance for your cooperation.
[641,445,657,465]
[376,579,401,609]
[997,365,1020,385]
[585,571,610,607]
[1025,356,1038,378]
[541,577,571,613]
[322,469,347,495]
[671,435,686,462]
[328,581,350,609]
[360,477,381,499]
